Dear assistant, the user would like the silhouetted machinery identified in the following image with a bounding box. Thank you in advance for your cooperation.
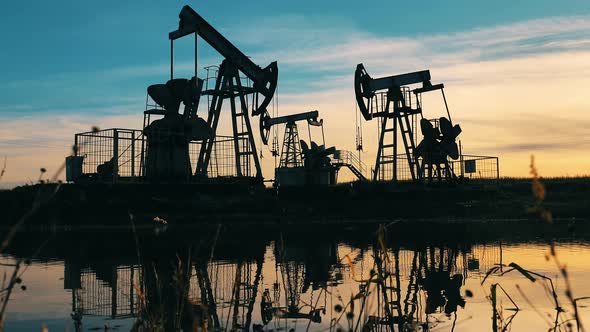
[68,5,489,186]
[416,117,462,181]
[143,78,210,181]
[142,5,278,182]
[260,110,336,186]
[354,63,462,182]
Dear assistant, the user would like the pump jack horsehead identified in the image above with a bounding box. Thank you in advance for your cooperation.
[354,64,462,183]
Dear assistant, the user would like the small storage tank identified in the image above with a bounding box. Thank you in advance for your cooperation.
[65,156,84,182]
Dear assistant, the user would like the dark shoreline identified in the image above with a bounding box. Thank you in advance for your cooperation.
[0,177,588,228]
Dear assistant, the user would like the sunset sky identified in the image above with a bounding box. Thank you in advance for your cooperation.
[1,0,590,186]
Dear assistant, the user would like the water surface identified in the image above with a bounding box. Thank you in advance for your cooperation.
[2,221,589,331]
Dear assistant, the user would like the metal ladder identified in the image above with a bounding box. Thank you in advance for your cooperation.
[403,251,421,323]
[374,110,397,181]
[230,91,255,177]
[397,106,420,180]
[374,103,420,181]
[374,247,404,329]
[197,60,262,178]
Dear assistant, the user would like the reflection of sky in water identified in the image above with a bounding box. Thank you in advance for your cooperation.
[2,239,590,331]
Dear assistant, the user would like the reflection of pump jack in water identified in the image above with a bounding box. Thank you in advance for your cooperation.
[139,248,265,331]
[194,259,221,329]
[260,237,332,326]
[193,257,264,332]
[371,246,407,330]
[276,261,324,323]
[139,248,200,331]
[420,247,466,317]
[369,244,467,331]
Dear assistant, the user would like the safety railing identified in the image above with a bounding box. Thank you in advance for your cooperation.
[74,128,248,182]
[72,265,139,318]
[331,150,370,180]
[75,128,144,180]
[451,155,500,182]
[394,154,500,182]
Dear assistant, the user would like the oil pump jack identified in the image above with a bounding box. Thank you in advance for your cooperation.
[143,5,278,182]
[260,111,336,186]
[354,64,462,183]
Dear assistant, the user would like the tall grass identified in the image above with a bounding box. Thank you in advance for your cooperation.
[479,155,589,332]
[0,128,95,331]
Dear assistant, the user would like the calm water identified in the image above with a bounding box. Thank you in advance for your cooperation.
[1,221,589,331]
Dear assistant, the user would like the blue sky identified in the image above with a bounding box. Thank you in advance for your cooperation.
[1,0,589,114]
[1,1,590,183]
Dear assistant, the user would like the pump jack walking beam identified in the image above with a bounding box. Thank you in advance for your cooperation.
[354,63,441,120]
[169,5,276,179]
[169,5,278,116]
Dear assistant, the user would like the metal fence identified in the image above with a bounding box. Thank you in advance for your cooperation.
[188,135,248,178]
[387,154,499,182]
[74,128,248,181]
[451,155,500,182]
[74,265,139,318]
[75,129,143,179]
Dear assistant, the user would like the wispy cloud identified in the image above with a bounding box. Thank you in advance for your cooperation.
[492,142,590,153]
[247,14,590,75]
